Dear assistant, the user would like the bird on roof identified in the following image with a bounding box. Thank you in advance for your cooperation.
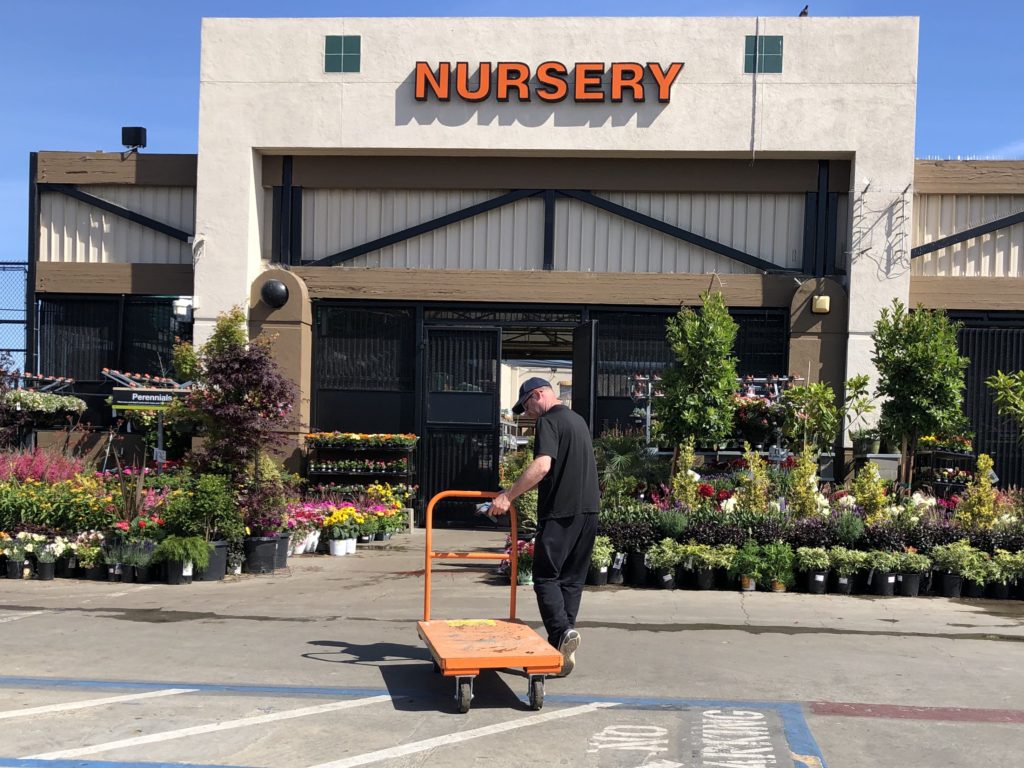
[799,5,809,16]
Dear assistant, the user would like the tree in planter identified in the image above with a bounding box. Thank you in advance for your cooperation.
[761,541,795,590]
[786,446,821,519]
[986,369,1024,443]
[843,374,879,453]
[780,382,840,456]
[733,444,771,516]
[849,461,888,525]
[954,454,999,530]
[654,291,738,472]
[871,300,969,485]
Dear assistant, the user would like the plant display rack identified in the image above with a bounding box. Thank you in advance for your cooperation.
[305,433,417,496]
[914,449,974,497]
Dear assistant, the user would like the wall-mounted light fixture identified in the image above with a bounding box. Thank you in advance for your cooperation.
[811,295,831,314]
[260,279,289,309]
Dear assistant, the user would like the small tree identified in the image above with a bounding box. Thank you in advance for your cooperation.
[986,369,1024,442]
[871,300,968,485]
[654,291,738,472]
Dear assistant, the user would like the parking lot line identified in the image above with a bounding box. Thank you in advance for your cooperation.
[307,701,619,768]
[0,688,197,720]
[27,694,393,760]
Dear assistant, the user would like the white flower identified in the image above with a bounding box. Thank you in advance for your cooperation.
[882,504,901,518]
[720,496,738,514]
[910,492,936,510]
[688,469,700,481]
[838,494,857,509]
[814,492,831,516]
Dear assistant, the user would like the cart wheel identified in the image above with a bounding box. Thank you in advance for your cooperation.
[457,679,473,714]
[432,659,441,674]
[528,677,544,711]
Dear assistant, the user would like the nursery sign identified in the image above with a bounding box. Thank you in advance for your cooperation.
[111,387,187,411]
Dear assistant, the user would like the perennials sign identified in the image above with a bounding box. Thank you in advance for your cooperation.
[111,387,187,411]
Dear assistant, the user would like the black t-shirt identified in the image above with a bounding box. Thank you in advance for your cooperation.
[534,404,600,519]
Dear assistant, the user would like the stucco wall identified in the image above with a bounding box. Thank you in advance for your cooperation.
[195,16,919,386]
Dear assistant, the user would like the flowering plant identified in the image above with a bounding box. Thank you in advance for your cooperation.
[74,530,105,567]
[306,432,418,449]
[515,538,535,572]
[321,504,364,540]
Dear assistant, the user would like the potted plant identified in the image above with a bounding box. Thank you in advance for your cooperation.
[647,538,682,589]
[514,538,535,586]
[33,541,61,581]
[895,550,932,597]
[587,535,613,586]
[676,542,717,590]
[728,540,763,592]
[2,539,26,579]
[75,533,106,581]
[850,427,881,457]
[827,546,867,595]
[795,546,830,594]
[134,545,155,584]
[989,549,1023,600]
[930,540,985,599]
[152,535,210,585]
[863,550,900,596]
[761,541,795,592]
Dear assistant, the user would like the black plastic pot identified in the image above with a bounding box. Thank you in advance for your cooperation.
[941,572,962,599]
[805,570,828,595]
[84,565,107,581]
[625,550,648,587]
[244,537,278,574]
[962,579,985,599]
[121,564,136,584]
[135,565,152,584]
[853,569,871,594]
[165,560,193,585]
[607,553,625,585]
[5,560,23,579]
[655,567,675,589]
[872,571,897,597]
[586,565,608,586]
[196,541,227,581]
[897,572,921,597]
[987,582,1010,600]
[275,533,290,568]
[35,560,55,581]
[106,563,121,582]
[830,574,853,595]
[694,567,716,590]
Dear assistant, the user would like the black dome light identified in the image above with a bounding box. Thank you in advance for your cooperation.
[260,279,289,308]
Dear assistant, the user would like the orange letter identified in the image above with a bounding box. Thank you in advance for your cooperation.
[647,62,684,103]
[496,62,531,101]
[573,62,605,101]
[535,61,569,102]
[455,61,491,102]
[415,62,451,101]
[610,62,645,102]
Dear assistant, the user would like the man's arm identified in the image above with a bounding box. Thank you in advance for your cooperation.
[491,455,552,513]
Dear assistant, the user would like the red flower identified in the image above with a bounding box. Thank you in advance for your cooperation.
[716,489,732,501]
[698,483,715,498]
[137,520,147,528]
[114,521,129,531]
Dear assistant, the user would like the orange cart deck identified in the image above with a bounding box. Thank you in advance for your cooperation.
[417,618,563,677]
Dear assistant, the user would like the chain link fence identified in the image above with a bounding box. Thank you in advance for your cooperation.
[0,263,27,372]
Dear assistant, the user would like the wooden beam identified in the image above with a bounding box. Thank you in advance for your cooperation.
[914,160,1024,195]
[36,263,194,295]
[292,268,799,307]
[910,276,1024,311]
[36,152,197,187]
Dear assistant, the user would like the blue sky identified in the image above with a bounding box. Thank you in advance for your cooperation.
[2,0,1023,274]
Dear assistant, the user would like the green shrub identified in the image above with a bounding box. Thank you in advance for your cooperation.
[728,540,764,581]
[897,551,932,573]
[827,546,867,577]
[590,535,614,569]
[152,535,210,570]
[761,541,795,587]
[833,509,865,548]
[863,549,900,573]
[647,538,683,570]
[678,542,715,570]
[795,546,829,572]
[930,539,985,578]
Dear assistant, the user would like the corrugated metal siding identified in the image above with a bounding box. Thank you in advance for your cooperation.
[297,189,805,273]
[913,194,1024,277]
[301,189,544,270]
[38,186,194,265]
[555,192,804,273]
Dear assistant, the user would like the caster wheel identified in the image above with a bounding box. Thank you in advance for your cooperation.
[528,677,544,710]
[457,679,472,714]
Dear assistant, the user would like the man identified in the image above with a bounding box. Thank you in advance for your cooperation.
[491,377,600,677]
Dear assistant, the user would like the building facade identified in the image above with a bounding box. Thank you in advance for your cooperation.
[27,17,1024,522]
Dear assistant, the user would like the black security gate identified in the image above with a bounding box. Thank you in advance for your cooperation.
[420,327,501,527]
[956,322,1024,488]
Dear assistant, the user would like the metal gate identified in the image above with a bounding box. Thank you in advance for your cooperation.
[958,326,1024,487]
[420,327,501,527]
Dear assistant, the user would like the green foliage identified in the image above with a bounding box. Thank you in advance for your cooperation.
[734,443,771,515]
[761,541,795,587]
[795,546,830,572]
[709,544,738,570]
[833,509,865,548]
[896,551,932,573]
[954,454,999,530]
[593,428,668,503]
[991,549,1024,585]
[930,539,985,578]
[590,535,614,568]
[654,292,738,449]
[598,499,660,553]
[647,537,683,570]
[863,549,900,573]
[842,374,876,435]
[786,446,820,519]
[987,369,1024,442]
[500,443,537,528]
[872,300,969,479]
[151,534,210,570]
[677,542,715,570]
[163,473,243,541]
[669,439,700,509]
[781,382,840,454]
[827,546,867,577]
[655,507,687,541]
[850,461,888,524]
[728,539,764,580]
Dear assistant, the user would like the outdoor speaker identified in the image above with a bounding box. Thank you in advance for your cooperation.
[260,280,289,309]
[121,126,147,149]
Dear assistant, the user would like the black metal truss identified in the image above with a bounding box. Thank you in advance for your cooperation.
[911,209,1024,259]
[39,183,192,243]
[307,188,799,274]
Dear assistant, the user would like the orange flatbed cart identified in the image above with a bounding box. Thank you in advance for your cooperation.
[416,490,562,713]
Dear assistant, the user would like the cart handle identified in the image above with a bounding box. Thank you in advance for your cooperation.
[423,490,519,623]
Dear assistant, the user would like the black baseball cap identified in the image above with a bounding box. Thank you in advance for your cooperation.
[512,377,551,415]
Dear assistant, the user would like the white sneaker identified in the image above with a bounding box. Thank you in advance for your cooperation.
[556,629,581,678]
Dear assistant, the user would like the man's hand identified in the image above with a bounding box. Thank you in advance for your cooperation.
[491,492,512,514]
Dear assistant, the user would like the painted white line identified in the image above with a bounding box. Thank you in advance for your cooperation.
[29,694,392,759]
[0,611,46,624]
[308,701,619,768]
[0,687,197,720]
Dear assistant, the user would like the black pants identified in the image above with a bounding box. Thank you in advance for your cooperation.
[532,513,598,647]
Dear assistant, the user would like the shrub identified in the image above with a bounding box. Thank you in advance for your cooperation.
[896,550,932,573]
[863,549,900,573]
[955,454,999,530]
[930,539,986,577]
[761,541,795,587]
[678,542,716,570]
[0,449,84,483]
[590,535,613,568]
[598,499,659,553]
[795,546,830,572]
[655,507,687,541]
[733,444,771,515]
[151,534,210,570]
[832,509,865,548]
[850,463,888,524]
[647,538,683,570]
[728,540,764,581]
[828,546,867,577]
[786,447,820,519]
